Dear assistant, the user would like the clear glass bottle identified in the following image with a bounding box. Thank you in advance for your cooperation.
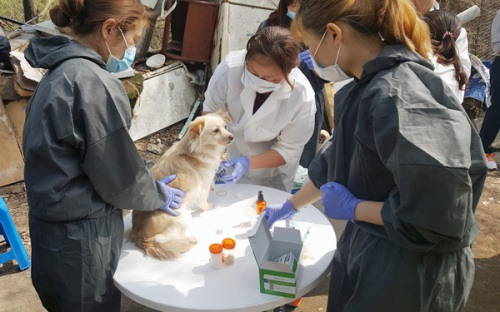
[209,243,223,269]
[256,190,266,215]
[222,238,236,265]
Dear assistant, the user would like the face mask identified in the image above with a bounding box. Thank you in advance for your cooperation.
[287,9,296,20]
[311,30,350,82]
[242,68,282,93]
[105,28,137,73]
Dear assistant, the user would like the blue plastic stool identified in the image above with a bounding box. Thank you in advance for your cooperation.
[0,196,31,271]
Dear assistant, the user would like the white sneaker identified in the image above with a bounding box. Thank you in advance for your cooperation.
[486,153,497,171]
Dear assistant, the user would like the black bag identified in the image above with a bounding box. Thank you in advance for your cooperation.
[0,27,12,70]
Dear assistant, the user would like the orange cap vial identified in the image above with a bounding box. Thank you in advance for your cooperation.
[222,238,236,265]
[221,238,235,250]
[209,243,223,254]
[209,243,223,269]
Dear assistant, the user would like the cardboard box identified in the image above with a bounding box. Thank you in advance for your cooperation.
[248,214,303,298]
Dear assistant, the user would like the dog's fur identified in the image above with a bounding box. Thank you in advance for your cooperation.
[131,111,233,259]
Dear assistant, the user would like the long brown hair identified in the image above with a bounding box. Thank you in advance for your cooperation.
[424,9,468,90]
[295,0,431,59]
[265,0,297,28]
[50,0,149,35]
[245,26,300,89]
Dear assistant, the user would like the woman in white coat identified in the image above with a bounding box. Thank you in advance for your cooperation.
[203,26,316,192]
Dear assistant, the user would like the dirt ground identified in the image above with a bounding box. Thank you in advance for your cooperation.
[0,122,499,312]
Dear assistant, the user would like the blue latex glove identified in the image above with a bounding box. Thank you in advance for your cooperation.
[320,182,362,222]
[299,50,314,71]
[158,174,185,216]
[214,163,227,184]
[263,199,299,228]
[220,156,250,184]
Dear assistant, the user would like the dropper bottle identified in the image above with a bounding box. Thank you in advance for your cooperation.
[256,190,266,214]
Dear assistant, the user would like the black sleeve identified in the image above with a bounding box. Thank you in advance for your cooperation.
[74,71,166,211]
[82,128,166,211]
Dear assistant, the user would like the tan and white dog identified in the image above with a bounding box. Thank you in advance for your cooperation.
[131,111,233,259]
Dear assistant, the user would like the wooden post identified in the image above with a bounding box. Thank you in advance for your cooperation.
[160,0,174,55]
[136,0,163,59]
[0,96,25,186]
[323,82,335,131]
[23,0,35,22]
[457,5,480,25]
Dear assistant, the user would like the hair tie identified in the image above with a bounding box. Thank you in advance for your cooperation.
[442,31,453,40]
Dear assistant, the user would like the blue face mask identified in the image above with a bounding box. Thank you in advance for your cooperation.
[287,9,296,20]
[105,28,136,73]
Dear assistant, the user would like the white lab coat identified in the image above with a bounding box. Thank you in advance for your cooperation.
[203,50,316,192]
[457,27,471,78]
[429,54,465,103]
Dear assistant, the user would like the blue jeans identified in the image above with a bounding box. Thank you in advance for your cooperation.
[480,56,500,153]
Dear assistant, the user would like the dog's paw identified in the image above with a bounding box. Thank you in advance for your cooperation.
[198,201,213,211]
[187,236,198,245]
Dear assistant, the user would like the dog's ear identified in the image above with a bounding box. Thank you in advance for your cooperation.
[189,118,205,136]
[216,110,231,124]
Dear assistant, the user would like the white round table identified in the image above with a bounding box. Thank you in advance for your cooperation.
[114,184,336,312]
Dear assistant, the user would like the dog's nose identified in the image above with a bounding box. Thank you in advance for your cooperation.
[228,135,234,143]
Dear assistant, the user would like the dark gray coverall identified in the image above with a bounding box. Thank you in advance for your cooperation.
[23,36,166,311]
[308,45,488,312]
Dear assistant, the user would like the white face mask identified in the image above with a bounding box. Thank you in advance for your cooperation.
[311,30,350,82]
[242,68,282,93]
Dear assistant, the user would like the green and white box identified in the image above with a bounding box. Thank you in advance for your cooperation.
[248,214,303,298]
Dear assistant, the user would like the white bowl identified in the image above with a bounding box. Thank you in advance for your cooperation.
[146,54,166,69]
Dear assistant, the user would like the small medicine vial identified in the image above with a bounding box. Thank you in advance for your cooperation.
[222,238,236,265]
[256,190,266,214]
[209,243,223,269]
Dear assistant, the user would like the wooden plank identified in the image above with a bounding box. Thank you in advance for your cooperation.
[4,99,28,156]
[0,98,24,187]
[0,76,21,101]
[128,62,196,141]
[323,82,335,131]
[13,80,33,98]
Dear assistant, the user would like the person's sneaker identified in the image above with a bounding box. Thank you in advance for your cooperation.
[485,153,497,171]
[286,298,302,307]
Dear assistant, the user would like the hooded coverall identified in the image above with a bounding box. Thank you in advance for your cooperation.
[23,36,166,311]
[308,45,487,312]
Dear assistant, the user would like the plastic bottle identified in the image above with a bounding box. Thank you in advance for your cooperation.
[222,238,236,265]
[256,190,266,214]
[209,243,223,269]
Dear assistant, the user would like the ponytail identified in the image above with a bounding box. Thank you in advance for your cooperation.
[296,0,431,59]
[50,0,149,36]
[424,9,468,90]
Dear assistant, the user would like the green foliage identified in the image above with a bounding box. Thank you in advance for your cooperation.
[0,0,53,31]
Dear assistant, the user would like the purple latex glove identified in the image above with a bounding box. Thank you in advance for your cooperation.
[220,156,250,184]
[158,174,185,216]
[263,199,299,229]
[320,182,362,222]
[299,50,314,71]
